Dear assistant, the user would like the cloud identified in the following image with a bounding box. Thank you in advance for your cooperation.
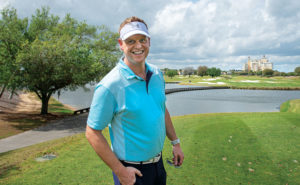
[266,0,300,19]
[1,0,300,72]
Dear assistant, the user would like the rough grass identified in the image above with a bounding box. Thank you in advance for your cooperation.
[1,110,300,184]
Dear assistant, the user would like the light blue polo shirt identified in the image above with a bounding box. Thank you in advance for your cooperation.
[87,58,166,162]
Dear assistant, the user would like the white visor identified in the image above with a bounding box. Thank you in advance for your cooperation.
[120,21,150,40]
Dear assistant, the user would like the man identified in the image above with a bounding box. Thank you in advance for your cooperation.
[86,16,184,185]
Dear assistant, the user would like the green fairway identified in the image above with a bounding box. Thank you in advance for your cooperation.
[1,101,300,184]
[164,75,300,90]
[164,112,300,185]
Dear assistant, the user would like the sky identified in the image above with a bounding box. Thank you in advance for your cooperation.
[1,0,300,72]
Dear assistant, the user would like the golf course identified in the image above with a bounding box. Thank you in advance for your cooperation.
[0,97,299,184]
[0,75,299,184]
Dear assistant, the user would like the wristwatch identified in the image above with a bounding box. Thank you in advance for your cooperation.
[171,138,180,146]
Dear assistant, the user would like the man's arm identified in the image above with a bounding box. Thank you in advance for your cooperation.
[165,108,184,166]
[85,125,142,185]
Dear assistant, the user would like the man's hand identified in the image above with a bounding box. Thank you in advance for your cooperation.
[117,166,143,185]
[172,144,184,166]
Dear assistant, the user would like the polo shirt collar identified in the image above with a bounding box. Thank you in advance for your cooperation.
[118,58,152,80]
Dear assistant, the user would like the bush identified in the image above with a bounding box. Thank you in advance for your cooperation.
[287,72,296,76]
[262,69,274,77]
[273,71,281,76]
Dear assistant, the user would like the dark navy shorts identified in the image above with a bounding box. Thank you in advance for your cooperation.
[113,157,167,185]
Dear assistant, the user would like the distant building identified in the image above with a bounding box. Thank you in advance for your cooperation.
[244,56,273,72]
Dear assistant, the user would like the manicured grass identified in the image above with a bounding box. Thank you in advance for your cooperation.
[165,112,300,185]
[1,111,300,184]
[164,75,300,89]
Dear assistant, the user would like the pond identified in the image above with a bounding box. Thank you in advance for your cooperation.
[165,88,300,116]
[53,84,300,116]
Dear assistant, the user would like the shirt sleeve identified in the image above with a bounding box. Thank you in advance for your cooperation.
[87,84,117,130]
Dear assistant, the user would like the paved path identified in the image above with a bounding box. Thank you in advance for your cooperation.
[0,113,88,154]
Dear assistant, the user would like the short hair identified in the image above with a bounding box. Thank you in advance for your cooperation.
[119,16,148,34]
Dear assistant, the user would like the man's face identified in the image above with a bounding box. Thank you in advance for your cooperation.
[119,34,150,65]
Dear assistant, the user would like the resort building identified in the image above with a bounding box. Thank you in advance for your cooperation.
[244,56,273,72]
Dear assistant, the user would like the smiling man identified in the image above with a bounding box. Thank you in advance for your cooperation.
[86,16,184,185]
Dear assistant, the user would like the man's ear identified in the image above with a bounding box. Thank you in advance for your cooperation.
[118,38,124,51]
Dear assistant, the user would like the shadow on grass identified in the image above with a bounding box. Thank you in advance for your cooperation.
[1,112,73,132]
[0,164,21,179]
[11,119,45,131]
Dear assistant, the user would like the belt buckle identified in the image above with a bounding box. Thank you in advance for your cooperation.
[124,152,161,165]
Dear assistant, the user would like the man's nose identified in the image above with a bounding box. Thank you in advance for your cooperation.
[134,41,142,48]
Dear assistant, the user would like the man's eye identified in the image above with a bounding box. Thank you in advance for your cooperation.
[126,40,135,44]
[140,39,146,43]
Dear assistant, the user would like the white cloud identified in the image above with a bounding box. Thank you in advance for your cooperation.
[1,0,300,72]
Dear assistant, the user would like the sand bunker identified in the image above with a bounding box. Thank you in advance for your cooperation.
[197,82,226,85]
[240,80,260,83]
[203,77,221,81]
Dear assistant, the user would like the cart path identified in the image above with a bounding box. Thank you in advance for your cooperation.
[0,113,88,154]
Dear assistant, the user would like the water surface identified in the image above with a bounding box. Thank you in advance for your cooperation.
[53,84,300,116]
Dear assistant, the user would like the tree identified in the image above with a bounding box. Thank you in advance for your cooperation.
[295,66,300,76]
[2,7,121,114]
[197,66,208,77]
[262,69,274,77]
[0,8,28,98]
[207,67,221,77]
[166,70,177,78]
[183,67,194,77]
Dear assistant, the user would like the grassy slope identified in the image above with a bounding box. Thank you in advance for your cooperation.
[1,110,299,184]
[281,99,300,114]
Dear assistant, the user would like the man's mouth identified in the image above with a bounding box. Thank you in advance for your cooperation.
[132,50,144,55]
